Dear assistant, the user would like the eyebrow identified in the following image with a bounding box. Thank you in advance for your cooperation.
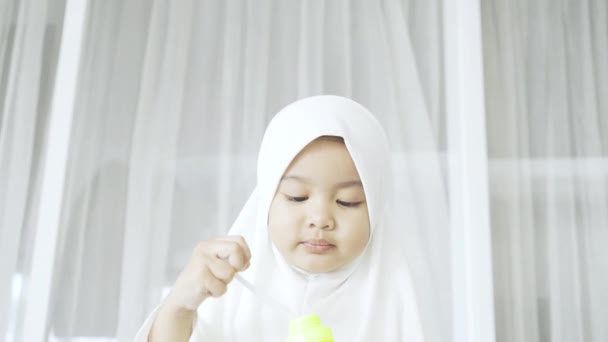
[281,175,363,189]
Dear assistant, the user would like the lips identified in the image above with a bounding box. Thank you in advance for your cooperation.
[301,239,335,253]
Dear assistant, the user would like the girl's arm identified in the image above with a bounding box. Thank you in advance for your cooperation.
[148,303,196,342]
[146,236,251,342]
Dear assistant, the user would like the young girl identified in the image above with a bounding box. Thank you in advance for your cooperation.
[135,95,424,341]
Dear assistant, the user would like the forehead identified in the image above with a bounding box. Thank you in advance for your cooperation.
[282,138,361,181]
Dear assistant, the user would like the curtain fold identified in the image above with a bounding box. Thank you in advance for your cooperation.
[482,0,608,341]
[0,0,66,340]
[115,1,195,339]
[47,0,151,337]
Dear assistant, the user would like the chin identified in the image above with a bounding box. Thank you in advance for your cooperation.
[296,258,340,274]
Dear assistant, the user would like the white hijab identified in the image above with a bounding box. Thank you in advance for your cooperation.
[191,95,424,341]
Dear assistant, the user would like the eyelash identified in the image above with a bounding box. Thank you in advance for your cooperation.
[285,195,307,202]
[337,200,362,208]
[284,195,362,208]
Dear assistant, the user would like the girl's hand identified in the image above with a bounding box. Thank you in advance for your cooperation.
[163,235,252,313]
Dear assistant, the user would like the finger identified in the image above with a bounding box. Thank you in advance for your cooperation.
[201,266,228,297]
[220,235,252,262]
[213,241,249,271]
[193,238,250,271]
[207,257,237,284]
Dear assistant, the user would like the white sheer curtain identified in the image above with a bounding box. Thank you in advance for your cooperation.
[7,0,608,342]
[8,0,607,341]
[482,0,608,341]
[0,0,66,340]
[0,0,449,341]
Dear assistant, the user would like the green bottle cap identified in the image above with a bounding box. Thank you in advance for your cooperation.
[287,314,334,342]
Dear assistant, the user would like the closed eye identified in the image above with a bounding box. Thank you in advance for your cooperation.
[336,200,363,208]
[284,194,308,202]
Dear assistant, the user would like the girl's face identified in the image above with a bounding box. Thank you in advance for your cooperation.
[268,138,370,273]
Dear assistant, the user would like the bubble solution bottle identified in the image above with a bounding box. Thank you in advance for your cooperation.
[286,314,334,342]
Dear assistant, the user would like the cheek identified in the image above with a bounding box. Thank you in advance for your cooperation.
[349,224,370,249]
[268,198,302,244]
[268,198,298,227]
[339,209,370,249]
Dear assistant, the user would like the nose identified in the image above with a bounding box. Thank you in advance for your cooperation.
[306,201,335,230]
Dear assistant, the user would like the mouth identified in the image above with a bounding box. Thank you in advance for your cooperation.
[300,239,335,253]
